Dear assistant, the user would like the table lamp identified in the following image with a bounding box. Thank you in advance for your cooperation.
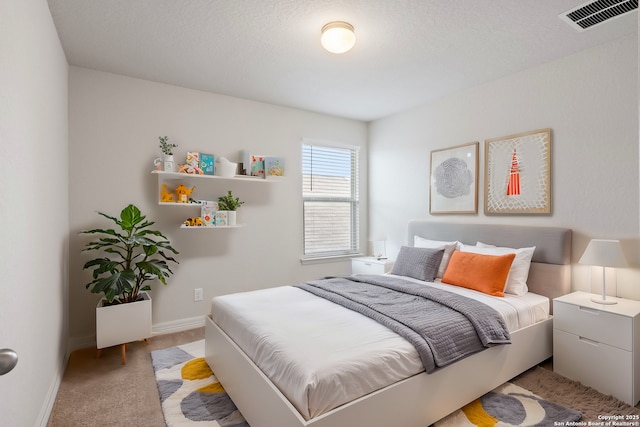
[579,239,627,305]
[372,240,387,260]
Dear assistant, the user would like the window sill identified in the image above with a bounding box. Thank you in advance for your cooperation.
[300,254,364,265]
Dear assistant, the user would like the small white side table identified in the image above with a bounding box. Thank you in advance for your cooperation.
[351,257,394,275]
[553,291,640,406]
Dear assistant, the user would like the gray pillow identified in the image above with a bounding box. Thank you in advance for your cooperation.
[391,246,444,282]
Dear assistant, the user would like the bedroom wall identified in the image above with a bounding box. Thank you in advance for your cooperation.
[0,0,69,425]
[67,67,368,346]
[368,35,640,300]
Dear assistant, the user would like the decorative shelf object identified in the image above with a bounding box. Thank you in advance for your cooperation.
[152,170,272,230]
[153,171,254,230]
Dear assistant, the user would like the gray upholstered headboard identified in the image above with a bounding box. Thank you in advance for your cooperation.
[407,220,572,304]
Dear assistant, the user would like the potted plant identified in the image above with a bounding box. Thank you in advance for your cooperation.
[217,190,244,226]
[159,135,178,172]
[81,204,179,361]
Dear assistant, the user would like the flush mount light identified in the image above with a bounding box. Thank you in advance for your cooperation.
[320,21,356,54]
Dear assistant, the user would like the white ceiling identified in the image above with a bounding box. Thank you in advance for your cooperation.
[47,0,637,122]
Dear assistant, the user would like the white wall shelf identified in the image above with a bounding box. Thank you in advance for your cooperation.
[180,224,244,229]
[159,202,201,207]
[153,170,265,229]
[152,170,272,183]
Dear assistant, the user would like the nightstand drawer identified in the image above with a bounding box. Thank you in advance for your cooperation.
[554,328,633,403]
[554,300,632,350]
[351,257,394,275]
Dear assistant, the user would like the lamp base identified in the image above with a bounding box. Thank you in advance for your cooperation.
[591,297,617,305]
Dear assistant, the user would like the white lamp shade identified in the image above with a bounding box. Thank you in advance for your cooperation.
[321,22,356,54]
[579,239,627,268]
[372,240,386,258]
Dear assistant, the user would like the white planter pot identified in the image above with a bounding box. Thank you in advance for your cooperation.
[227,210,237,226]
[96,291,152,349]
[163,154,175,172]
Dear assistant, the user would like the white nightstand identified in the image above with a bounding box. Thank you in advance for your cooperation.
[351,257,394,275]
[553,291,640,406]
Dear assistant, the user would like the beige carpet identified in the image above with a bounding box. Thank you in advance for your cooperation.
[512,366,640,422]
[49,327,640,426]
[48,327,204,427]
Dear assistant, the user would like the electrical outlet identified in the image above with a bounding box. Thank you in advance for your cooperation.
[194,288,203,302]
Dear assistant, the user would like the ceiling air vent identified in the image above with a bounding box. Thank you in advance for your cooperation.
[559,0,638,31]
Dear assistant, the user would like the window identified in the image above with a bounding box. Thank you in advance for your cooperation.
[302,141,360,258]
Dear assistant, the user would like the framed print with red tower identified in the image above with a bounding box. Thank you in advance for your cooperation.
[484,129,551,215]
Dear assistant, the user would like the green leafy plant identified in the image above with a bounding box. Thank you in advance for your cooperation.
[217,190,245,211]
[158,136,178,156]
[81,204,179,304]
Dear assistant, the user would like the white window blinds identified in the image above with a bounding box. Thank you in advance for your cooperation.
[302,142,360,258]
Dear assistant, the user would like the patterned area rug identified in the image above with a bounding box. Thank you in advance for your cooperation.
[152,341,582,427]
[434,382,582,427]
[151,340,248,427]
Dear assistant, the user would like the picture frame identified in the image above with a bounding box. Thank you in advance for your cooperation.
[484,128,551,215]
[250,154,265,179]
[429,141,479,214]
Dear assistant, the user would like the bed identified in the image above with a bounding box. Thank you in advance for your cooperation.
[205,221,572,427]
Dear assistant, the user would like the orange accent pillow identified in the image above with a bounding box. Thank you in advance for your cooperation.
[441,250,516,297]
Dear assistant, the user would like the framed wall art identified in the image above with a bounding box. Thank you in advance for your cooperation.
[484,128,551,215]
[430,141,478,214]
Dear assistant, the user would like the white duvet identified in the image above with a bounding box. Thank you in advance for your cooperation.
[210,275,549,420]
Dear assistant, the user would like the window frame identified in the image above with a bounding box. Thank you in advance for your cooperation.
[301,139,360,261]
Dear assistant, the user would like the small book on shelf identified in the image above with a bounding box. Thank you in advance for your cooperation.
[200,201,218,226]
[215,210,228,227]
[200,153,215,175]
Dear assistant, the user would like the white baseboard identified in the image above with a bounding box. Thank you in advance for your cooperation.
[153,315,206,335]
[68,315,206,352]
[38,348,68,427]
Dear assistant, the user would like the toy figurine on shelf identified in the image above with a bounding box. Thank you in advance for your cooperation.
[175,184,195,203]
[160,184,174,203]
[179,152,204,175]
[183,217,205,227]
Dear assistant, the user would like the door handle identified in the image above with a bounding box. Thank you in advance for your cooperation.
[0,349,18,375]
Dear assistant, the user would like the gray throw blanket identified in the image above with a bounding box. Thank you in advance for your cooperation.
[297,274,511,373]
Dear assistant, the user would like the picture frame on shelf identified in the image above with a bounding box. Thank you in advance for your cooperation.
[250,155,265,179]
[429,141,478,214]
[484,128,551,215]
[264,156,285,179]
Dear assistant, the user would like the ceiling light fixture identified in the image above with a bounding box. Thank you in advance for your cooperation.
[321,21,356,54]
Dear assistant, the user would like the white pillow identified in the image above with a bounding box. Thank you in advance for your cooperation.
[414,236,460,278]
[459,243,535,296]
